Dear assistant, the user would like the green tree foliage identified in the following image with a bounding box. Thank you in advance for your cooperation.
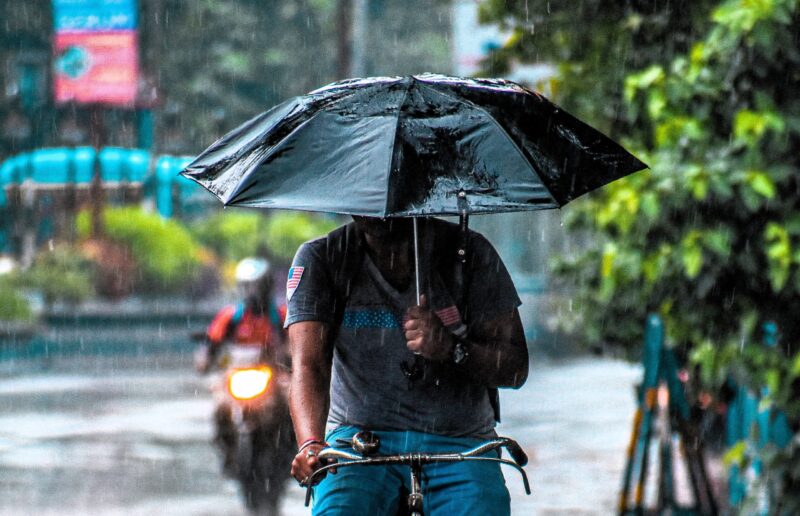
[1,0,453,153]
[263,211,339,263]
[16,245,95,305]
[140,0,453,151]
[191,210,271,262]
[478,0,718,133]
[364,1,452,76]
[77,207,204,293]
[0,277,33,321]
[490,0,800,507]
[483,0,800,506]
[191,210,339,264]
[141,0,337,148]
[557,0,800,361]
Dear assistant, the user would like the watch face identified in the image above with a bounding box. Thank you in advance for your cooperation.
[453,342,468,364]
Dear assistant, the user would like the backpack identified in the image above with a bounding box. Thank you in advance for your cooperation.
[323,220,501,422]
[230,301,282,332]
[222,300,283,344]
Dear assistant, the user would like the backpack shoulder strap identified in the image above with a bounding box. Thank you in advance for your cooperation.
[325,222,364,334]
[232,302,246,325]
[266,300,281,328]
[223,302,246,342]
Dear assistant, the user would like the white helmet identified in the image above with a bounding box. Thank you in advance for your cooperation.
[235,257,270,284]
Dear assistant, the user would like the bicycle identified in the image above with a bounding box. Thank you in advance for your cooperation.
[302,431,531,516]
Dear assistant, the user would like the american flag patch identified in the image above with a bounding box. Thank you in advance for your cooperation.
[435,305,461,327]
[286,266,304,301]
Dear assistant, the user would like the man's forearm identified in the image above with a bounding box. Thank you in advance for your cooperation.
[457,336,528,388]
[454,310,529,389]
[288,321,332,446]
[289,363,330,445]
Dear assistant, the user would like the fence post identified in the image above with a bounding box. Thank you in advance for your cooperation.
[726,321,793,513]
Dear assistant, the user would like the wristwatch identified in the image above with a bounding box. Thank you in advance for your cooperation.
[451,335,470,365]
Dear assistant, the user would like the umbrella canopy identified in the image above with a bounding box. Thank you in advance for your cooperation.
[181,74,646,217]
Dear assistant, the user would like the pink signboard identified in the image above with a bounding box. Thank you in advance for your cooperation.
[54,31,138,107]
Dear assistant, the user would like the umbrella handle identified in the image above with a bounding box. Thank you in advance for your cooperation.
[413,218,420,306]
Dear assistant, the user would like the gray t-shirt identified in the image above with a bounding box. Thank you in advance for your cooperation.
[285,221,521,438]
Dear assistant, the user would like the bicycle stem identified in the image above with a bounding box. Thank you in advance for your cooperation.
[408,464,423,514]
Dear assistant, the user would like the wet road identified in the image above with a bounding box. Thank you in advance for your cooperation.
[0,352,639,515]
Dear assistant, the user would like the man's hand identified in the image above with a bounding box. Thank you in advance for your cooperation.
[291,443,332,486]
[404,295,453,361]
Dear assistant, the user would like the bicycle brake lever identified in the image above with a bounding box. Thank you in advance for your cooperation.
[503,439,528,467]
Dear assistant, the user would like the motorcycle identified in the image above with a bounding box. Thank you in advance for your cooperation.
[196,340,296,515]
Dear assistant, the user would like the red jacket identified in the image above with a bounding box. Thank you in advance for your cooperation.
[206,302,287,348]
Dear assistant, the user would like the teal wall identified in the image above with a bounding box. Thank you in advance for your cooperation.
[0,147,200,254]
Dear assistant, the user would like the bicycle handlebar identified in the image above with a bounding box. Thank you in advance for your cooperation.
[303,437,531,507]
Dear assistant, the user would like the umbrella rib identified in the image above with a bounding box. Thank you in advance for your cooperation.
[220,84,384,205]
[479,108,559,205]
[418,82,560,206]
[384,79,413,218]
[221,109,332,205]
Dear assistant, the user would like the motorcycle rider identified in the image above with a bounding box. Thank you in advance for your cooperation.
[197,256,291,476]
[202,257,287,367]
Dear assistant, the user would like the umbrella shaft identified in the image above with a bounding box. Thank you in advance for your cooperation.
[413,218,420,305]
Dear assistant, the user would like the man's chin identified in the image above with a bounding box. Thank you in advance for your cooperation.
[352,216,412,240]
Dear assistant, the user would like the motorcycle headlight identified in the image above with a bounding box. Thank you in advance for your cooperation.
[228,367,272,400]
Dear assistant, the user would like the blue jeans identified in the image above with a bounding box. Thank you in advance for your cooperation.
[311,426,511,516]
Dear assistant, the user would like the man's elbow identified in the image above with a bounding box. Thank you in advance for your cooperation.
[503,346,529,389]
[508,363,528,389]
[496,360,527,389]
[505,311,528,388]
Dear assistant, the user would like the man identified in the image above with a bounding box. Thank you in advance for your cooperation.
[287,216,528,515]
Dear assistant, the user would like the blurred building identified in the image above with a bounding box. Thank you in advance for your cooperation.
[0,147,206,263]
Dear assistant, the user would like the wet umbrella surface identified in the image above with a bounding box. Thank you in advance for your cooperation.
[181,74,647,217]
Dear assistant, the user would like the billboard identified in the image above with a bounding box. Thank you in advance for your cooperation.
[52,0,139,107]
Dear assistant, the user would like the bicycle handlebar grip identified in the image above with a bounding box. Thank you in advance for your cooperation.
[504,439,528,467]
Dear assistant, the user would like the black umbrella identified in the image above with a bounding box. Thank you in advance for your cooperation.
[182,74,647,301]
